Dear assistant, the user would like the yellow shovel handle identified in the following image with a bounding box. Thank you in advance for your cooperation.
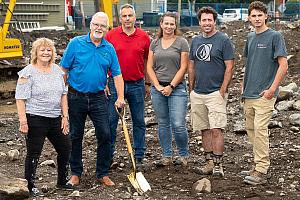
[115,107,133,154]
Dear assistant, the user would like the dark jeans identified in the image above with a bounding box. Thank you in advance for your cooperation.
[68,92,111,178]
[25,114,71,190]
[108,77,146,159]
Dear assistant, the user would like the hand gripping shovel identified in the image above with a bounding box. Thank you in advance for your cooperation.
[116,107,151,195]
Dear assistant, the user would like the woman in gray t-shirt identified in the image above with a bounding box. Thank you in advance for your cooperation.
[15,38,72,195]
[147,12,189,166]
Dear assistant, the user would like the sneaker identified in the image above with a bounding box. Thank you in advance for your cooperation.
[30,187,43,196]
[154,157,172,167]
[240,166,255,177]
[174,157,188,166]
[212,164,224,177]
[195,159,214,175]
[56,182,75,190]
[244,170,267,185]
[136,157,144,171]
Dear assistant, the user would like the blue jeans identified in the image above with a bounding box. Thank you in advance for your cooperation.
[108,77,146,159]
[68,93,111,178]
[150,83,189,157]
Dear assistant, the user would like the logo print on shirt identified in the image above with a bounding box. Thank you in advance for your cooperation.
[257,43,267,49]
[196,44,212,61]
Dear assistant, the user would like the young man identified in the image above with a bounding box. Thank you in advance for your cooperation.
[242,1,288,185]
[60,12,125,187]
[188,7,234,177]
[105,4,150,168]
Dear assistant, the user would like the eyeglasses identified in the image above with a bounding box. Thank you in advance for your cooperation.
[91,22,108,29]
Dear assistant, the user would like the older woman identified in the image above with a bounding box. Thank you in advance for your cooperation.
[15,38,72,195]
[147,12,189,166]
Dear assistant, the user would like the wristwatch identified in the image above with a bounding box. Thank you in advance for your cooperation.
[169,84,175,89]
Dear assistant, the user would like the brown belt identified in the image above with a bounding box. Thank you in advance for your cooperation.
[68,86,104,97]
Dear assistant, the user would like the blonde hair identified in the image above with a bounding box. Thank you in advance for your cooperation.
[30,38,56,65]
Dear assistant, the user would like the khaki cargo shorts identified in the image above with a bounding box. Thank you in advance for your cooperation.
[190,90,227,131]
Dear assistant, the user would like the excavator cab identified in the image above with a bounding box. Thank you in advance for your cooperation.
[0,0,23,60]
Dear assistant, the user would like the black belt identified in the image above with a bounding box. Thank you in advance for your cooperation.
[159,81,183,87]
[68,86,104,97]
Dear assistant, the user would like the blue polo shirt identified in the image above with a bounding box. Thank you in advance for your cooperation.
[60,33,121,93]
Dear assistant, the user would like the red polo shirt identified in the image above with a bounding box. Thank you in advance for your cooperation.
[105,27,150,81]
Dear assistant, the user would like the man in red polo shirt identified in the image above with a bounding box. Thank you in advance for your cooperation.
[105,3,150,168]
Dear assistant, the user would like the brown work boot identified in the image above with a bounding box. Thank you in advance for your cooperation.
[154,157,172,167]
[195,159,214,175]
[67,175,80,186]
[243,170,267,185]
[97,176,115,187]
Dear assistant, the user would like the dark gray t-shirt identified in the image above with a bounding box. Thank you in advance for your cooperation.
[242,28,287,99]
[189,31,235,94]
[15,64,67,118]
[150,36,189,83]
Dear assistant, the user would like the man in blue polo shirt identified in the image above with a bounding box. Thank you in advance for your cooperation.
[60,12,125,187]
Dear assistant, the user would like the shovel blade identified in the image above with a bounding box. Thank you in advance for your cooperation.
[127,172,151,195]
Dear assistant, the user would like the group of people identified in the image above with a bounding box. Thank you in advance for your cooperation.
[15,1,288,195]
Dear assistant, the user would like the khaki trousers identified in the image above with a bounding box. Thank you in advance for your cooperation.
[243,97,276,174]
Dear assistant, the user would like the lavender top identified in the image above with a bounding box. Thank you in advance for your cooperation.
[15,64,67,118]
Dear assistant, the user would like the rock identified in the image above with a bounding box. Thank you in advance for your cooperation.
[280,82,298,92]
[7,149,20,161]
[233,121,247,134]
[40,160,56,168]
[268,120,283,128]
[0,172,29,199]
[278,177,284,183]
[277,89,293,101]
[290,126,299,132]
[266,190,275,195]
[69,190,80,197]
[191,178,211,194]
[0,152,7,158]
[293,100,300,110]
[145,116,157,127]
[275,100,294,111]
[289,114,300,126]
[41,185,50,193]
[85,128,95,138]
[6,141,14,146]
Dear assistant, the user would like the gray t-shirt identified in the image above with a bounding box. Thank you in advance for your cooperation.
[15,64,67,118]
[189,31,235,94]
[150,36,189,83]
[242,28,287,99]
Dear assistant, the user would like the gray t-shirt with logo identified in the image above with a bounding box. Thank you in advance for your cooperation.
[242,28,287,99]
[150,36,189,83]
[15,64,67,118]
[189,31,235,94]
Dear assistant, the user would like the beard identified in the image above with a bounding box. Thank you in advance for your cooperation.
[93,31,104,39]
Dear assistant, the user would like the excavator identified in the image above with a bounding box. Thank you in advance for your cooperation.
[0,0,23,60]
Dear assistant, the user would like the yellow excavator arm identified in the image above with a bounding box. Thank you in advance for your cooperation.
[0,0,23,60]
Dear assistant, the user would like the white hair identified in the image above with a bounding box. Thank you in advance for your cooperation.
[91,12,109,26]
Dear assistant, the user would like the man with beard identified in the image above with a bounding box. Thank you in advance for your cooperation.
[60,12,125,187]
[188,7,234,177]
[241,1,288,185]
[105,4,150,168]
